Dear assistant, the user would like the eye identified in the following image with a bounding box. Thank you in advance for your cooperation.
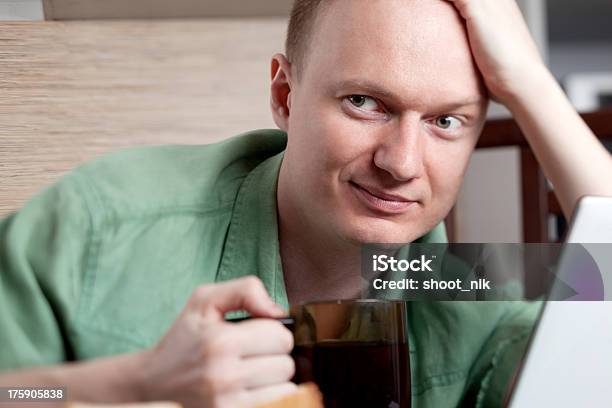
[347,95,380,112]
[434,115,462,130]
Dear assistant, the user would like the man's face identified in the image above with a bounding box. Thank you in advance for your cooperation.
[280,0,488,244]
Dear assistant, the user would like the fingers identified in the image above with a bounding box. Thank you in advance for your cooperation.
[444,0,472,19]
[445,0,520,22]
[190,276,286,322]
[233,318,294,357]
[240,355,296,389]
[202,319,292,358]
[149,277,295,408]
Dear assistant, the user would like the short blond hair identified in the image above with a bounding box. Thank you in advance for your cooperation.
[285,0,327,78]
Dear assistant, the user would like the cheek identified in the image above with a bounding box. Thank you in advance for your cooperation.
[292,98,374,175]
[426,141,474,203]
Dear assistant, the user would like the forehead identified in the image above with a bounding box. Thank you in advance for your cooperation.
[303,0,484,107]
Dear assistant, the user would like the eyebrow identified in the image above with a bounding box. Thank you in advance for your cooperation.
[331,79,484,111]
[333,79,396,100]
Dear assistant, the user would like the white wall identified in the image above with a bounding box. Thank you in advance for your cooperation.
[549,42,612,80]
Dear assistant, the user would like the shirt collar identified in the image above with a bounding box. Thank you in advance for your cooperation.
[217,149,290,309]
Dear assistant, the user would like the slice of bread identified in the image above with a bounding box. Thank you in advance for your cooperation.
[66,403,180,408]
[254,383,324,408]
[66,383,323,408]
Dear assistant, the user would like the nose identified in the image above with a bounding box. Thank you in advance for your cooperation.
[373,116,425,181]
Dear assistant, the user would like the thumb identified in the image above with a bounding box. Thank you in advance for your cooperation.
[190,276,286,322]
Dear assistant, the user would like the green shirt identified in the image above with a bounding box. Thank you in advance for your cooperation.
[0,129,539,407]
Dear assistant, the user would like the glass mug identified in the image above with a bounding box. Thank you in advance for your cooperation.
[289,299,411,408]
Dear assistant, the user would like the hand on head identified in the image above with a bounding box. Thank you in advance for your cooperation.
[445,0,548,104]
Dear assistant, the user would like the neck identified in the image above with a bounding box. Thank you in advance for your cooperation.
[277,167,364,305]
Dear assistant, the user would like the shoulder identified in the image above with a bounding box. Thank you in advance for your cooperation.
[69,129,287,219]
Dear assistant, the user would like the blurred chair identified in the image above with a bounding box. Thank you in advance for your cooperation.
[442,110,612,298]
[460,109,612,243]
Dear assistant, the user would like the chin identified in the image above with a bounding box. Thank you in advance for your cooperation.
[339,217,426,245]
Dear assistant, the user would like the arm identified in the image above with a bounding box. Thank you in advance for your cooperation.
[448,0,612,220]
[0,353,146,408]
[504,68,612,220]
[0,277,295,408]
[0,174,145,406]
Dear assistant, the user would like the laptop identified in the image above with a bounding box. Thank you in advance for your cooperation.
[507,196,612,407]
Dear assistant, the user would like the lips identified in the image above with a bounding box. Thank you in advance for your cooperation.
[356,183,412,202]
[349,181,417,214]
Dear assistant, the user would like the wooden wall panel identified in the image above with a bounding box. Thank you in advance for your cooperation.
[0,20,287,216]
[42,0,292,20]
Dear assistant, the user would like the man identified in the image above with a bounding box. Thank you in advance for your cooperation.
[1,0,611,407]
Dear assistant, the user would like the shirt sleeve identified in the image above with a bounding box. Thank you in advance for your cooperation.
[0,172,92,370]
[462,301,542,407]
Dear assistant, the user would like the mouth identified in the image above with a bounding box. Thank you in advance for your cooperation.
[349,181,418,215]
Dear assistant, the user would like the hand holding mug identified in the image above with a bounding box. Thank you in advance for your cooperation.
[139,276,296,408]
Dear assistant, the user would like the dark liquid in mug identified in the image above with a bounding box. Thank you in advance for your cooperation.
[292,341,411,408]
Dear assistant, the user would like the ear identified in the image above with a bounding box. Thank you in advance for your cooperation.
[270,53,294,132]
